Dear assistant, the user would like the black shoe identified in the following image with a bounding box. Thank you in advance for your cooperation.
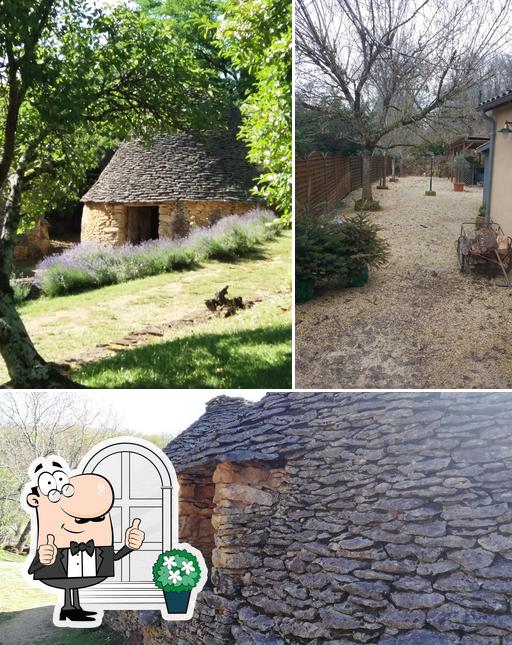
[78,608,97,617]
[59,608,97,622]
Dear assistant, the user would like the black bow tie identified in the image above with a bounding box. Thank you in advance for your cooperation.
[70,540,95,556]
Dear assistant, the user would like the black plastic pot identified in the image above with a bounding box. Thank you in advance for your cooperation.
[296,277,315,302]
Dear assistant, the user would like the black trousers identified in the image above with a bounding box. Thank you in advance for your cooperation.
[41,577,106,609]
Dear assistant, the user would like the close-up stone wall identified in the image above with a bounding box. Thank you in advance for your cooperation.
[105,392,512,644]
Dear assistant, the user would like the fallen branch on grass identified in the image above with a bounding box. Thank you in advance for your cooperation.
[205,285,254,317]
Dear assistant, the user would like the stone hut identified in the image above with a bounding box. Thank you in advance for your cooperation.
[105,391,512,644]
[80,130,257,245]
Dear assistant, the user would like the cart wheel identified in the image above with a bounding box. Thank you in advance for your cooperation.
[457,239,467,272]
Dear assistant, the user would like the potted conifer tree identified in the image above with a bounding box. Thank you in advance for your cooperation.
[452,155,469,192]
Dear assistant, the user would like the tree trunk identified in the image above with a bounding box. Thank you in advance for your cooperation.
[14,520,31,553]
[0,146,82,389]
[361,149,373,202]
[0,282,80,388]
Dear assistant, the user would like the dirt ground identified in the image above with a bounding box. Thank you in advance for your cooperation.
[296,175,512,389]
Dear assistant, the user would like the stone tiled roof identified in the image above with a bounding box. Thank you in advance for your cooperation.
[479,89,512,110]
[81,130,257,203]
[165,391,512,473]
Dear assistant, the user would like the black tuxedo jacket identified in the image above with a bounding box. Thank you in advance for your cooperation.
[28,544,132,580]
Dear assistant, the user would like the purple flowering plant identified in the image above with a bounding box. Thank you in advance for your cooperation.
[35,209,276,297]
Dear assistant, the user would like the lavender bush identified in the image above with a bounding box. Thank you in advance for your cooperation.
[35,209,277,297]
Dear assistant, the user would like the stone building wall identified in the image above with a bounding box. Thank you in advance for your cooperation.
[81,203,128,245]
[81,199,255,245]
[13,219,51,261]
[105,392,512,644]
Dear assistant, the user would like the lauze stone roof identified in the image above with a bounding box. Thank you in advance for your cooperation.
[81,130,257,203]
[107,392,512,643]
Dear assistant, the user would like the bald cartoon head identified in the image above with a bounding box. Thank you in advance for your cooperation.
[26,458,115,548]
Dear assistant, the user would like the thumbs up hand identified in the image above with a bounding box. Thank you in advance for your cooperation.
[39,534,57,565]
[125,518,145,550]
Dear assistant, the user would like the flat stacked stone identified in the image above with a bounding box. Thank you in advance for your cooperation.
[105,392,512,644]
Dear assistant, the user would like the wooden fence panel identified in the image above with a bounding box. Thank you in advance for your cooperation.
[349,157,362,192]
[295,152,396,216]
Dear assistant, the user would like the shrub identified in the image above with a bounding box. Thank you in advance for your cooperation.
[35,209,277,297]
[12,281,32,304]
[452,155,470,184]
[153,548,203,593]
[295,212,389,288]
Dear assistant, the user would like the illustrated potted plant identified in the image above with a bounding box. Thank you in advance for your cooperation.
[452,155,469,192]
[153,547,205,616]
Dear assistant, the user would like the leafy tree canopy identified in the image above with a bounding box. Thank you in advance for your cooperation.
[1,0,233,229]
[218,0,292,220]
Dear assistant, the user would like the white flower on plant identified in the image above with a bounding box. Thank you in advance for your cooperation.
[163,556,177,569]
[168,569,182,585]
[181,560,195,575]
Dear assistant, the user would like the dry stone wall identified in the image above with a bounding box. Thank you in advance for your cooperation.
[158,199,255,239]
[13,219,51,260]
[81,202,128,244]
[105,392,512,644]
[81,199,255,244]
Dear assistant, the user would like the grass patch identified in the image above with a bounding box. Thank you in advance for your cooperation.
[0,551,56,613]
[41,626,125,645]
[0,552,124,645]
[0,548,25,563]
[75,299,291,388]
[1,233,291,386]
[0,611,15,625]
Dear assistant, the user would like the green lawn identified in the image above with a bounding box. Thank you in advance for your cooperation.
[3,232,292,387]
[0,549,124,645]
[0,548,56,613]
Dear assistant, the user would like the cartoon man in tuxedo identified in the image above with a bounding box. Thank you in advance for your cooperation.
[25,457,145,624]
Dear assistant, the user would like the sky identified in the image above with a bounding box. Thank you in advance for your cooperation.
[66,390,265,438]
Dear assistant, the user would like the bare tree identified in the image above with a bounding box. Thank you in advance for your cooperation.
[296,0,511,206]
[0,392,120,550]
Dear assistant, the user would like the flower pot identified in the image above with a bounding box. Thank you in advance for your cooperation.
[296,277,315,302]
[349,266,369,288]
[453,182,464,192]
[163,590,191,614]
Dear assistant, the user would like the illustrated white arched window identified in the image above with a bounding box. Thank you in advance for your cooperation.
[80,441,175,609]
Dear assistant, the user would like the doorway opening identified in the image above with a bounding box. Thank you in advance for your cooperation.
[127,205,159,244]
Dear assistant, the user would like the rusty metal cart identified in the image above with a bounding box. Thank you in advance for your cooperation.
[456,221,512,287]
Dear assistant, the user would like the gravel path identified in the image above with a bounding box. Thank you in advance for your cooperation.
[296,175,512,389]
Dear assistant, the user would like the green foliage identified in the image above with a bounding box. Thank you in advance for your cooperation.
[413,141,446,157]
[11,281,31,304]
[295,99,361,155]
[354,198,381,212]
[152,549,203,592]
[4,1,233,232]
[218,0,292,222]
[295,212,389,288]
[38,212,278,297]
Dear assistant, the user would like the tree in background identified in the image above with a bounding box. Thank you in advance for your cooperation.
[0,391,119,550]
[0,0,230,388]
[297,0,511,208]
[140,0,293,220]
[218,0,292,222]
[296,95,360,155]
